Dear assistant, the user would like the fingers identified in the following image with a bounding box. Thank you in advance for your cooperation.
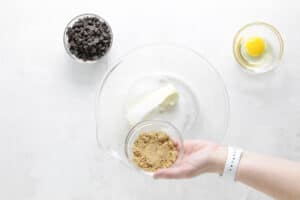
[173,140,212,153]
[153,167,189,179]
[173,141,181,151]
[184,140,212,147]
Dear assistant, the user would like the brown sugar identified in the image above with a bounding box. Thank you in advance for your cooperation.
[132,131,178,172]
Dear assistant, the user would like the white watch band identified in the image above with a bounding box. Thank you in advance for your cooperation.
[222,146,243,181]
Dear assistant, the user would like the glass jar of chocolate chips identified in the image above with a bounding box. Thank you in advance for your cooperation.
[64,14,113,63]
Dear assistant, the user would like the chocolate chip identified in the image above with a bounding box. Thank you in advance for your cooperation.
[66,16,112,61]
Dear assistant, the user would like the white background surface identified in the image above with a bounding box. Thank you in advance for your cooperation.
[1,0,300,199]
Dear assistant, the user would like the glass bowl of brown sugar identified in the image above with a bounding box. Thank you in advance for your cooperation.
[124,120,184,176]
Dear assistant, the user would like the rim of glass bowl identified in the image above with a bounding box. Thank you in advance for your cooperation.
[124,120,184,176]
[63,13,113,64]
[95,43,230,162]
[233,22,284,74]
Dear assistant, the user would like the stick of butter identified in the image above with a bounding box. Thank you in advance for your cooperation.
[126,84,179,126]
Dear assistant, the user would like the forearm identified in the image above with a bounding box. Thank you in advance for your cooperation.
[236,151,300,200]
[213,147,300,200]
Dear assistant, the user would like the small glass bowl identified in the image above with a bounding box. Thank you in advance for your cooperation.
[63,13,113,63]
[233,22,284,74]
[124,120,184,176]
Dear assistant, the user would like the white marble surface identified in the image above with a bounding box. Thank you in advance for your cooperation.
[1,0,300,199]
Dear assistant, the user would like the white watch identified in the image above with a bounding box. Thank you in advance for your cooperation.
[222,146,243,181]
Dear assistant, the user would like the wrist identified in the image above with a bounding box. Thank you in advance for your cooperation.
[208,145,227,174]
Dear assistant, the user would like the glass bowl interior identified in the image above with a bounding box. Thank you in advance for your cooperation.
[63,13,113,63]
[233,22,284,74]
[96,44,229,165]
[125,120,184,176]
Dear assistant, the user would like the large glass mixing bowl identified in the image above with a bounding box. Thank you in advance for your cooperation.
[96,44,229,166]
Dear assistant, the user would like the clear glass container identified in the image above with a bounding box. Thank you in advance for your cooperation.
[63,13,113,63]
[233,22,284,74]
[96,44,229,172]
[125,120,184,175]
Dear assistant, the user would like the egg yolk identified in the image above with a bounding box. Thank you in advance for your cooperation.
[244,37,266,57]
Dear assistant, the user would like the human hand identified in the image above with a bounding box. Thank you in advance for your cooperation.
[153,140,227,179]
